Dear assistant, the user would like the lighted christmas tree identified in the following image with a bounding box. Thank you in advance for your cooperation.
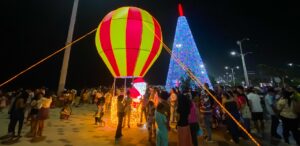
[165,4,212,91]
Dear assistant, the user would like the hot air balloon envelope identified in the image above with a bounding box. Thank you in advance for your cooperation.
[95,7,163,78]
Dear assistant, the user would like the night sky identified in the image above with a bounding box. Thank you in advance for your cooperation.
[1,0,299,91]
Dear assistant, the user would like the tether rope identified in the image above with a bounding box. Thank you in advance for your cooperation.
[0,28,97,88]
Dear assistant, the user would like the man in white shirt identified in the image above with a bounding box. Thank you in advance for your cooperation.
[247,87,264,137]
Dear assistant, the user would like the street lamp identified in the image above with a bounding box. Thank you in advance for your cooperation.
[225,66,240,86]
[224,73,230,84]
[230,51,237,56]
[288,63,300,67]
[231,38,251,86]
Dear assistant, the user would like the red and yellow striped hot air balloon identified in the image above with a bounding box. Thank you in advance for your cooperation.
[95,6,163,78]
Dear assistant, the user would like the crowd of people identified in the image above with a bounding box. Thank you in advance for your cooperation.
[1,82,300,146]
[0,87,111,143]
[0,88,53,142]
[113,83,300,146]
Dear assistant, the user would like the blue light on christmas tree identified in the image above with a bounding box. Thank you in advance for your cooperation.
[165,4,212,91]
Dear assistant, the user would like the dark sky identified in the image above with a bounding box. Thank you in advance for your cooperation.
[1,0,299,90]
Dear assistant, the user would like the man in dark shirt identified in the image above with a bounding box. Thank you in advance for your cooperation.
[115,95,125,141]
[8,92,27,137]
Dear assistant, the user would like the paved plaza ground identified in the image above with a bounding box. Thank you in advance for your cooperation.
[0,104,296,146]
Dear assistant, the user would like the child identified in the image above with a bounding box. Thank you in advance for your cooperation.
[60,104,71,120]
[94,104,104,126]
[155,103,168,146]
[147,101,155,141]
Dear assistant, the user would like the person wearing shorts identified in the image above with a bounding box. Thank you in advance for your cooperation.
[247,88,264,137]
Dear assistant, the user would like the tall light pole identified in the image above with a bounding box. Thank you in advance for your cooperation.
[57,0,79,96]
[225,66,239,86]
[232,38,251,86]
[225,72,230,84]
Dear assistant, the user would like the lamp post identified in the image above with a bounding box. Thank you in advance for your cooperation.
[231,38,251,86]
[57,0,79,96]
[225,66,239,86]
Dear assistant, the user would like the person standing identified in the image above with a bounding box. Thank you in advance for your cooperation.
[33,91,52,139]
[94,104,103,126]
[236,86,251,133]
[147,101,155,141]
[159,91,171,130]
[247,87,264,137]
[104,91,112,112]
[139,95,148,126]
[277,89,300,145]
[155,103,168,146]
[7,92,27,138]
[264,87,281,139]
[27,92,42,137]
[177,92,193,146]
[24,90,34,123]
[188,98,200,146]
[204,83,219,129]
[115,95,125,141]
[223,92,241,144]
[169,88,178,123]
[123,95,132,128]
[200,90,213,142]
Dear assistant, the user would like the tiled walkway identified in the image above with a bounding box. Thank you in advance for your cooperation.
[0,105,295,146]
